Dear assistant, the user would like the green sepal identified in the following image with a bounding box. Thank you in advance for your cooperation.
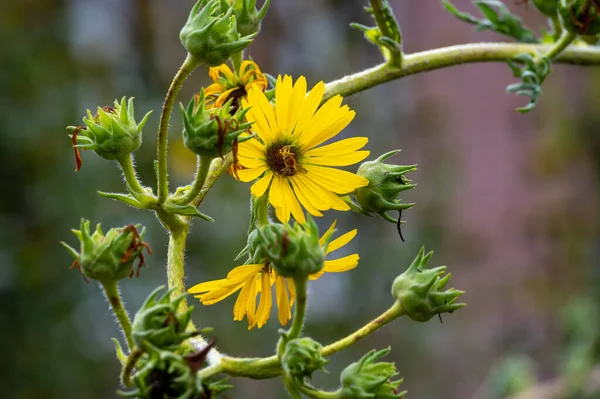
[351,0,402,63]
[532,0,560,17]
[442,0,539,43]
[111,338,127,366]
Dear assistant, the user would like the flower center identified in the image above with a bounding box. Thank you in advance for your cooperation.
[226,86,247,114]
[266,143,306,177]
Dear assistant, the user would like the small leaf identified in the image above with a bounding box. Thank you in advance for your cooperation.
[505,53,552,113]
[98,191,145,208]
[164,203,215,222]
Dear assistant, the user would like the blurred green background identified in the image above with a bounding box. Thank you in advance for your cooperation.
[2,0,600,398]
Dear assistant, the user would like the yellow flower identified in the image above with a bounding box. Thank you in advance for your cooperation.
[204,60,268,109]
[235,75,370,224]
[188,220,359,329]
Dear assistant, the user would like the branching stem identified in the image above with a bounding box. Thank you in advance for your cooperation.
[174,155,212,205]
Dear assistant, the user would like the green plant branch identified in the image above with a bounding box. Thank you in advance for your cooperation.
[370,0,402,66]
[322,42,600,102]
[191,154,234,208]
[287,277,308,341]
[157,54,200,204]
[543,32,577,60]
[101,281,134,350]
[298,384,341,399]
[120,346,143,387]
[118,155,152,201]
[174,155,212,205]
[321,301,404,357]
[167,227,193,317]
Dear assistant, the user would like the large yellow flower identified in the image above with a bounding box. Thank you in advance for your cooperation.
[235,75,370,224]
[188,220,359,329]
[204,60,268,109]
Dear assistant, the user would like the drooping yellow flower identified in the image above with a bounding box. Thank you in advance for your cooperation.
[204,60,268,110]
[235,75,370,224]
[188,220,359,329]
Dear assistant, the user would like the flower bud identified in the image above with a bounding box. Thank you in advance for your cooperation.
[67,97,151,170]
[340,348,406,399]
[180,90,252,159]
[132,286,203,350]
[180,0,255,67]
[391,248,465,322]
[532,0,559,17]
[558,0,600,35]
[355,150,417,224]
[62,219,151,284]
[228,0,271,37]
[255,216,328,278]
[281,337,328,383]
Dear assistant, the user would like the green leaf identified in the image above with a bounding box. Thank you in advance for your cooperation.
[505,53,552,113]
[442,0,539,43]
[164,203,215,222]
[97,191,145,208]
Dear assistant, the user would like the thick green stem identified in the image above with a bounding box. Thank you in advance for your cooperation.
[121,346,143,387]
[544,32,577,60]
[288,277,308,341]
[167,227,192,316]
[191,154,233,208]
[174,155,212,205]
[157,54,200,204]
[321,301,404,357]
[101,281,134,350]
[118,155,147,199]
[322,42,600,102]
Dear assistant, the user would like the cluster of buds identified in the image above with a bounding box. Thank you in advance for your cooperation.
[391,248,465,322]
[249,217,330,279]
[62,219,151,284]
[558,0,600,35]
[355,150,416,237]
[67,97,151,171]
[132,286,204,351]
[281,337,328,383]
[180,0,257,66]
[340,348,406,399]
[180,90,252,159]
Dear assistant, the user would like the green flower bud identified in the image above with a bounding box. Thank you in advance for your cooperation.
[121,345,199,399]
[340,348,406,399]
[558,0,600,35]
[227,0,271,37]
[532,0,559,17]
[180,0,256,67]
[391,248,465,322]
[255,216,329,278]
[61,219,151,284]
[67,97,151,171]
[355,150,417,225]
[132,286,204,350]
[180,90,252,159]
[281,338,328,383]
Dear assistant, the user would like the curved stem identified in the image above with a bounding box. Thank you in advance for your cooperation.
[101,281,134,350]
[544,32,577,60]
[157,54,200,204]
[322,42,600,102]
[120,346,143,387]
[321,301,404,357]
[118,155,148,200]
[191,154,233,208]
[174,155,212,205]
[288,277,308,341]
[298,385,341,399]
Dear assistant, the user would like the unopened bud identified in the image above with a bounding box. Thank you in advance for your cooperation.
[558,0,600,35]
[281,337,328,383]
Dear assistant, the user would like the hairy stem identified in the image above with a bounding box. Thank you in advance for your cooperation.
[118,155,147,200]
[298,385,341,399]
[174,155,212,205]
[321,301,404,357]
[167,227,192,316]
[323,42,600,102]
[544,32,577,60]
[191,154,233,208]
[288,277,308,341]
[157,54,200,204]
[120,346,143,387]
[101,281,134,350]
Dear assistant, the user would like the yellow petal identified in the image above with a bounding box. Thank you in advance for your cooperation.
[237,137,266,159]
[197,282,245,305]
[238,155,267,169]
[319,220,338,247]
[305,137,368,157]
[304,165,369,194]
[275,276,291,325]
[248,85,278,140]
[283,76,307,134]
[244,96,272,145]
[256,271,273,328]
[270,176,305,224]
[226,264,264,279]
[250,171,273,198]
[322,254,359,273]
[287,277,296,307]
[301,101,355,150]
[275,75,293,133]
[295,173,350,211]
[306,151,370,167]
[289,176,324,217]
[188,278,228,294]
[246,273,258,329]
[233,277,254,321]
[236,166,268,182]
[294,81,325,138]
[326,229,357,254]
